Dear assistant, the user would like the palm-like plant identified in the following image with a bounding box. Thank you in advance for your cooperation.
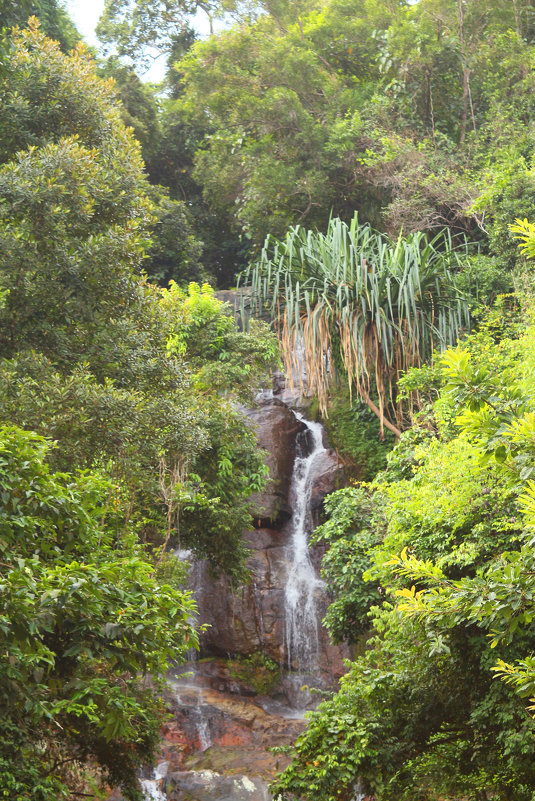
[240,214,470,436]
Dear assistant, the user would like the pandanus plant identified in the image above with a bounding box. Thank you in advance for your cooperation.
[240,214,470,437]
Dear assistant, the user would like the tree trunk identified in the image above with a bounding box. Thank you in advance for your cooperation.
[512,0,522,36]
[459,64,470,145]
[457,0,476,144]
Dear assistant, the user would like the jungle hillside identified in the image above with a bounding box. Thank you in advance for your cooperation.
[2,1,535,800]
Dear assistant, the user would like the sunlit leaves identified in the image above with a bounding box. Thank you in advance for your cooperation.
[510,218,535,260]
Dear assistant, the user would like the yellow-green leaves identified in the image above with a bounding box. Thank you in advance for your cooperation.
[510,218,535,260]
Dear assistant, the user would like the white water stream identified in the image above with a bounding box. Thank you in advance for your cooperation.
[140,762,168,801]
[284,412,326,673]
[172,678,212,752]
[140,407,332,799]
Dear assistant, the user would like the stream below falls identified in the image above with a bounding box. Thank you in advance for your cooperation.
[108,400,349,801]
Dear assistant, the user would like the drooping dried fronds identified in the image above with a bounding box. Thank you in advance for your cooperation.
[240,214,470,435]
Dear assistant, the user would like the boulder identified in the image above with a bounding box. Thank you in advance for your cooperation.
[166,771,270,801]
[309,448,344,511]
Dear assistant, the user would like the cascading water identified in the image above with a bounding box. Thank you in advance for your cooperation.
[172,679,212,752]
[352,779,367,801]
[174,548,203,663]
[133,397,347,801]
[284,412,326,674]
[140,762,168,801]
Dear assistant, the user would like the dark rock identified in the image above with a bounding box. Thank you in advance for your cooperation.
[166,771,270,801]
[309,448,344,511]
[183,658,258,697]
[244,527,287,551]
[197,535,289,663]
[191,397,349,691]
[246,400,306,527]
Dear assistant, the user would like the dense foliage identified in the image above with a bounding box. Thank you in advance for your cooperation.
[0,0,79,49]
[89,0,535,291]
[0,426,197,800]
[272,291,535,800]
[0,20,277,798]
[322,388,396,481]
[172,0,535,263]
[3,0,535,798]
[0,21,277,576]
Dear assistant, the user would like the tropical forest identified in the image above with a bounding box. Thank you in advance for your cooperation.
[2,1,535,800]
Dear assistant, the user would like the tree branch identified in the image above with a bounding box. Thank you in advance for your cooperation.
[361,390,402,439]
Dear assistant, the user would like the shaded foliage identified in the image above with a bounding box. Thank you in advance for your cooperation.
[0,426,197,800]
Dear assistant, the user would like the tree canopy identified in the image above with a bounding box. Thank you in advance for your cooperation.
[171,0,535,253]
[0,19,277,798]
[0,0,79,49]
[89,0,535,288]
[97,0,212,68]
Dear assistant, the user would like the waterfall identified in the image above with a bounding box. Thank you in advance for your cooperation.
[134,399,348,800]
[174,548,203,663]
[140,762,168,801]
[284,412,326,673]
[352,779,367,800]
[172,678,213,752]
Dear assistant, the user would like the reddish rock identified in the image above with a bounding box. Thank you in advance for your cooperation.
[107,667,308,799]
[162,680,306,769]
[108,395,350,801]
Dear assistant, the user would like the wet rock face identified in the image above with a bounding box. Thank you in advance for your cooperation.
[197,532,288,665]
[165,683,305,758]
[198,397,349,688]
[308,447,344,512]
[149,675,305,799]
[246,398,306,527]
[110,396,350,801]
[109,669,305,801]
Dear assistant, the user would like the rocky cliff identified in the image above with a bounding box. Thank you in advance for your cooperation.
[195,392,349,694]
[109,389,350,801]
